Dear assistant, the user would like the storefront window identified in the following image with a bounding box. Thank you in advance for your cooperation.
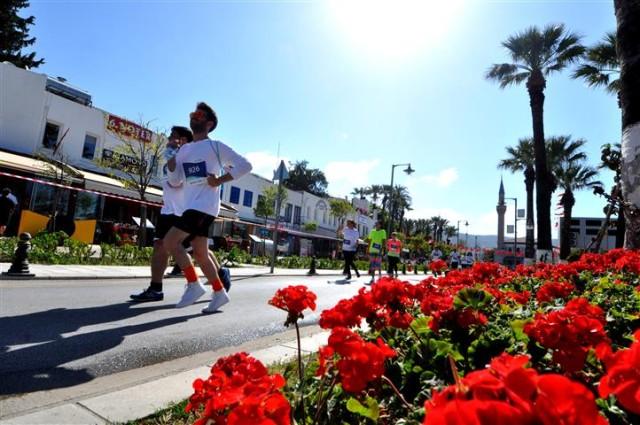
[30,183,69,216]
[75,192,100,219]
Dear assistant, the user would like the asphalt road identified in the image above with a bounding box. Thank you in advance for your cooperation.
[0,274,370,397]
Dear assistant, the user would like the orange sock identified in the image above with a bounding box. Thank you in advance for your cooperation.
[210,279,223,291]
[184,266,198,283]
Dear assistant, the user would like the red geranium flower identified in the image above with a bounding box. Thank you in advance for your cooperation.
[269,285,317,326]
[598,330,640,415]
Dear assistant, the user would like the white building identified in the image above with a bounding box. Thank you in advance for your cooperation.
[559,216,619,252]
[0,62,375,253]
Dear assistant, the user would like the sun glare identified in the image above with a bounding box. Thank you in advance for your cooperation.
[329,0,463,60]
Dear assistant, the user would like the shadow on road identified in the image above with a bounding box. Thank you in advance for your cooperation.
[0,303,200,395]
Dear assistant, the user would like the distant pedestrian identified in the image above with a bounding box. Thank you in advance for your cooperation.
[386,232,402,278]
[340,219,360,280]
[461,251,474,269]
[0,188,18,236]
[449,248,460,270]
[366,221,387,285]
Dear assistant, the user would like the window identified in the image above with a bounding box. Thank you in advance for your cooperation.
[294,206,301,224]
[42,122,60,149]
[82,134,97,159]
[283,203,293,222]
[586,220,602,227]
[229,186,241,204]
[243,190,253,207]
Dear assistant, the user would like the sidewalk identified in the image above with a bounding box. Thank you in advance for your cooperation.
[0,326,330,424]
[0,263,344,280]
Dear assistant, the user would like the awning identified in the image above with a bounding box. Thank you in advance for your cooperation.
[248,234,262,242]
[132,216,155,228]
[0,149,82,183]
[268,226,340,242]
[79,169,164,204]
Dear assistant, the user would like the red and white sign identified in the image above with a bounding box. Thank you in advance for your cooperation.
[105,114,152,143]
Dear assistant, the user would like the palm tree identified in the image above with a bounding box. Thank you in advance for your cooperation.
[430,216,449,242]
[351,187,367,200]
[498,138,536,259]
[389,185,412,231]
[573,32,625,247]
[552,142,601,259]
[573,32,620,95]
[487,24,585,254]
[613,1,640,248]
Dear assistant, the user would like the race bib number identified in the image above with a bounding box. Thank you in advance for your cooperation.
[344,239,351,245]
[372,243,381,250]
[183,161,207,185]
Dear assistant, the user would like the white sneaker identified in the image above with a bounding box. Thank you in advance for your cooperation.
[175,281,206,308]
[202,289,230,314]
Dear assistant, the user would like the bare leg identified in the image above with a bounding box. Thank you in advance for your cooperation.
[151,240,170,283]
[191,237,219,285]
[164,227,192,270]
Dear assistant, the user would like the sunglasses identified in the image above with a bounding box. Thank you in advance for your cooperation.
[190,110,207,121]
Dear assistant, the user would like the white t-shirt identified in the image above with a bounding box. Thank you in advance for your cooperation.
[342,227,359,252]
[168,138,252,217]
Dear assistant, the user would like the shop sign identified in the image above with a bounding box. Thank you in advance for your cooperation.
[105,113,153,143]
[102,149,147,169]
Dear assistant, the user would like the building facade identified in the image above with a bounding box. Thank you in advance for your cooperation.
[0,62,374,254]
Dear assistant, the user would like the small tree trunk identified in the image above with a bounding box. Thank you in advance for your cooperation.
[614,0,640,248]
[560,191,575,260]
[139,203,147,248]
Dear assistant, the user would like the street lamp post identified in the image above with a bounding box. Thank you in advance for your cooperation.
[506,197,519,266]
[465,221,469,247]
[385,163,414,237]
[456,220,468,246]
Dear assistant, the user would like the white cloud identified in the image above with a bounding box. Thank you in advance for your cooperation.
[324,159,380,197]
[245,151,290,180]
[417,167,459,188]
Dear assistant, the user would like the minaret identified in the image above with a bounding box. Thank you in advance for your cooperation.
[496,178,506,250]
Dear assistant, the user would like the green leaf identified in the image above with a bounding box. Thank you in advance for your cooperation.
[346,396,380,421]
[410,316,432,335]
[511,319,531,343]
[454,287,493,311]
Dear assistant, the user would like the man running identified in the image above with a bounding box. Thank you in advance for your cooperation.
[130,126,193,302]
[386,232,402,278]
[340,219,360,280]
[165,102,252,313]
[366,221,386,285]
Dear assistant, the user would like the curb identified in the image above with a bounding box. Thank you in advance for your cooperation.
[0,271,346,281]
[0,326,329,424]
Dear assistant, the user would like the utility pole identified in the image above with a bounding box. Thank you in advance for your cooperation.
[270,160,288,274]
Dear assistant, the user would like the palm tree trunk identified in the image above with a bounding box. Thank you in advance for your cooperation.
[527,73,553,254]
[614,0,640,248]
[615,202,626,247]
[524,166,536,259]
[560,191,575,260]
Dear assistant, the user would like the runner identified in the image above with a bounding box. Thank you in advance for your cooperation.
[130,126,192,302]
[165,102,252,313]
[340,219,360,280]
[386,232,402,278]
[366,221,386,285]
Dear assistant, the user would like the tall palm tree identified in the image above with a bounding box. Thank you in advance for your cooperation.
[552,154,601,259]
[498,138,536,259]
[487,24,585,254]
[573,32,620,95]
[573,32,625,247]
[351,187,367,200]
[613,0,640,248]
[430,216,449,242]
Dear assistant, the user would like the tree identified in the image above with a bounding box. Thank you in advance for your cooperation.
[351,187,367,199]
[614,1,640,247]
[254,185,286,255]
[388,185,412,232]
[590,144,624,251]
[329,198,354,230]
[97,120,163,248]
[0,0,44,68]
[430,216,449,242]
[573,32,625,245]
[37,130,82,234]
[549,138,600,259]
[487,24,585,253]
[573,32,620,95]
[284,161,328,197]
[498,138,536,259]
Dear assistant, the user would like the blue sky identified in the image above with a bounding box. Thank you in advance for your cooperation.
[25,0,619,235]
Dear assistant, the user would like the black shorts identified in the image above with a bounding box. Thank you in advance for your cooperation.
[174,209,215,238]
[155,214,179,240]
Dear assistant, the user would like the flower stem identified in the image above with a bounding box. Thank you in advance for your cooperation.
[382,375,413,410]
[295,321,305,420]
